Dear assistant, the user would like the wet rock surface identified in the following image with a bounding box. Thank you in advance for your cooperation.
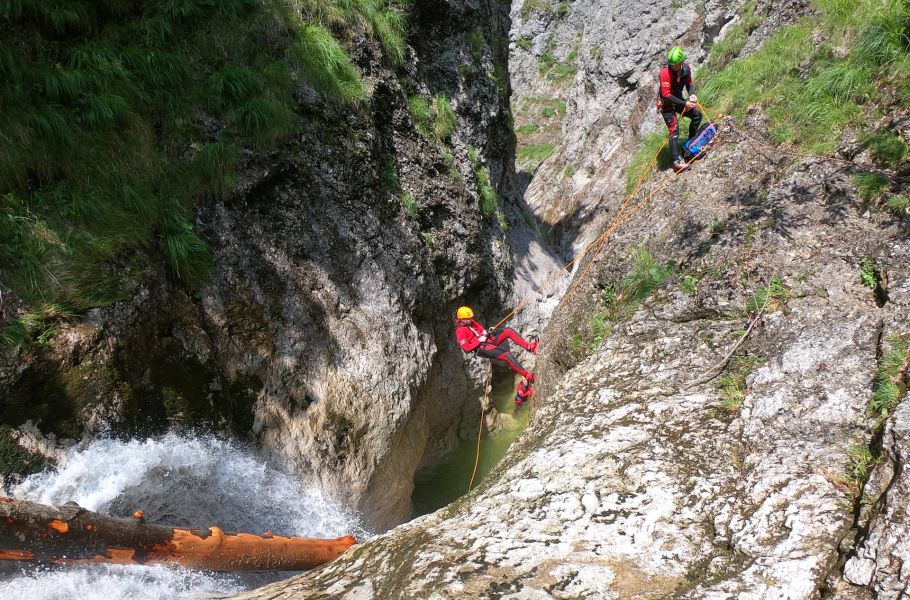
[234,48,910,600]
[0,0,559,530]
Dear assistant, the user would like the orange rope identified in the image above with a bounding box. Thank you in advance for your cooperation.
[556,109,722,311]
[489,136,668,331]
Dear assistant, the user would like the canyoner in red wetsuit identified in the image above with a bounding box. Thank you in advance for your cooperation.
[658,46,702,173]
[454,306,538,383]
[513,379,533,415]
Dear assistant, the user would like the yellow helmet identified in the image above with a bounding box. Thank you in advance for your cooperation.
[456,306,474,319]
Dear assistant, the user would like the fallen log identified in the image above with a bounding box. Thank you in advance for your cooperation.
[0,497,355,572]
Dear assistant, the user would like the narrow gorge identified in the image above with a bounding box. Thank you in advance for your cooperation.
[2,0,909,598]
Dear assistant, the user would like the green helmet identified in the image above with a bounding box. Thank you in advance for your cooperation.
[667,47,685,65]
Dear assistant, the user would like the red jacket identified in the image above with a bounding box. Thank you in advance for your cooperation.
[658,63,693,109]
[455,319,488,352]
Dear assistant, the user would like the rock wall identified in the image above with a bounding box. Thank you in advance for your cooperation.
[233,114,910,600]
[0,0,561,530]
[233,0,910,596]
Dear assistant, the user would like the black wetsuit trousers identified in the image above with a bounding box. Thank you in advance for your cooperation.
[661,105,702,162]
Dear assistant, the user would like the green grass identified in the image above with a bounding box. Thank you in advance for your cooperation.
[746,277,791,313]
[409,94,458,142]
[468,27,484,62]
[845,444,875,493]
[702,0,763,74]
[869,336,910,417]
[518,143,556,166]
[854,172,890,202]
[515,123,540,135]
[520,0,552,19]
[572,249,674,359]
[859,131,908,166]
[696,0,910,156]
[537,98,567,119]
[496,209,509,231]
[885,194,908,215]
[556,1,571,18]
[620,248,675,314]
[516,37,532,51]
[440,148,460,181]
[401,192,418,215]
[0,0,408,346]
[717,354,763,411]
[476,167,497,216]
[625,130,673,192]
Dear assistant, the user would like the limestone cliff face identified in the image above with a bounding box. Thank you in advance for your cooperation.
[234,0,910,597]
[233,118,910,600]
[0,0,560,530]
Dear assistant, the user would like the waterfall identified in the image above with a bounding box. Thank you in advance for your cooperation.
[1,432,367,599]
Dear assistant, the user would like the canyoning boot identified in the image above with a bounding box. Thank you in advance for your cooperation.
[528,338,539,355]
[672,159,688,174]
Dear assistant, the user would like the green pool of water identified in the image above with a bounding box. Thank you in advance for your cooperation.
[411,374,531,516]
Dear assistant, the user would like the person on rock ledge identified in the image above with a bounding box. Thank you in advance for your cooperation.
[454,306,538,384]
[658,46,702,174]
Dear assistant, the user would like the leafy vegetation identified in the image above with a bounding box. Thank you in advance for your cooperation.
[698,0,910,154]
[860,257,880,290]
[0,0,407,345]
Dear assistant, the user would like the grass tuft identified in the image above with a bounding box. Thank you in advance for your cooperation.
[868,336,910,417]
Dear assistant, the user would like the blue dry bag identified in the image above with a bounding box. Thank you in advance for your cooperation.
[684,123,717,156]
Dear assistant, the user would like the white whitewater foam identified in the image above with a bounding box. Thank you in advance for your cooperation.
[0,564,243,600]
[4,432,368,599]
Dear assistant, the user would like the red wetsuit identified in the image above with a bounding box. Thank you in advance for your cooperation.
[455,319,535,380]
[657,63,702,161]
[514,380,533,407]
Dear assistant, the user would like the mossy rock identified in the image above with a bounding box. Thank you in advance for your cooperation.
[0,425,49,488]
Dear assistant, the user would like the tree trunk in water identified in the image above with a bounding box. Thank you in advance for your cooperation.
[0,497,356,571]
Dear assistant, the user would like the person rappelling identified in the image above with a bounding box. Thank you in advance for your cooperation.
[658,46,702,173]
[454,306,538,384]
